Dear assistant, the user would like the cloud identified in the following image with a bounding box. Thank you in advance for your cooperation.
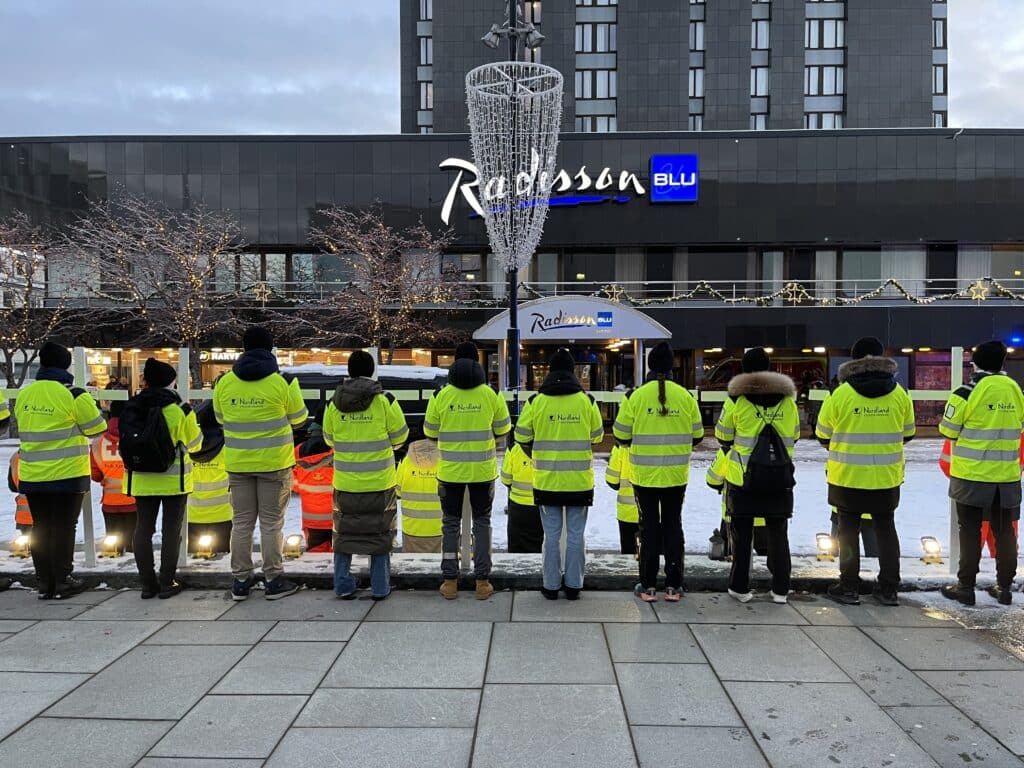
[948,0,1024,127]
[0,0,401,135]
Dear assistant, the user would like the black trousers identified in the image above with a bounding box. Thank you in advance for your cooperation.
[633,485,685,589]
[507,501,544,553]
[956,502,1019,588]
[133,496,187,589]
[618,520,639,556]
[24,493,82,595]
[102,511,137,553]
[188,520,233,554]
[439,481,494,579]
[729,516,791,596]
[836,507,900,592]
[829,512,879,557]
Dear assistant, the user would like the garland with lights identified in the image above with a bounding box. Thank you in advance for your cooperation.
[452,276,1022,309]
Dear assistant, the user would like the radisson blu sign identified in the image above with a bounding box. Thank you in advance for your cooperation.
[439,153,699,224]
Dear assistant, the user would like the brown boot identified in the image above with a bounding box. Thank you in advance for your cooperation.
[440,579,459,600]
[475,579,495,600]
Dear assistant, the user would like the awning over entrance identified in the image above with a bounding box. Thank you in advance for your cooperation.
[473,296,671,342]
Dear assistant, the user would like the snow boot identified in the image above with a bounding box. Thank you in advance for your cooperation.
[728,588,753,604]
[771,591,789,604]
[440,579,459,600]
[941,582,975,606]
[540,586,559,600]
[158,581,184,600]
[872,587,899,607]
[986,585,1012,606]
[475,580,495,600]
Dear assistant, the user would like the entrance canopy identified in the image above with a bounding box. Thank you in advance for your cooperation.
[474,296,670,342]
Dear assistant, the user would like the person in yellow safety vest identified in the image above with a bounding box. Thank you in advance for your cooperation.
[293,423,334,552]
[516,348,604,600]
[939,340,1024,607]
[8,451,32,532]
[187,402,233,555]
[501,432,542,553]
[213,326,308,602]
[89,400,137,553]
[396,433,443,553]
[323,351,409,600]
[0,395,10,436]
[121,359,202,600]
[605,444,639,556]
[15,341,107,599]
[815,336,915,607]
[425,341,511,601]
[613,342,703,603]
[715,348,799,604]
[705,447,769,561]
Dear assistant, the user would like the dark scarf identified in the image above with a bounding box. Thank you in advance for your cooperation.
[36,367,74,386]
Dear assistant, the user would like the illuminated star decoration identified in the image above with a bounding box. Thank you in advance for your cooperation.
[252,282,272,306]
[969,279,988,302]
[604,283,626,303]
[781,282,805,304]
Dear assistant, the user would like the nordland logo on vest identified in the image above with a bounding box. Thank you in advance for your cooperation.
[650,155,699,203]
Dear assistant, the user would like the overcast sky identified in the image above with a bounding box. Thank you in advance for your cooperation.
[0,0,1019,136]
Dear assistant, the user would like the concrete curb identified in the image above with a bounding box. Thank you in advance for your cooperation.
[0,552,983,594]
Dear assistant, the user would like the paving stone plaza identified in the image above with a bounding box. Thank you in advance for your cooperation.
[0,587,1020,767]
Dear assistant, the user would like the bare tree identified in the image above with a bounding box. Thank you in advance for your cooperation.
[0,212,64,389]
[60,194,247,386]
[302,206,460,363]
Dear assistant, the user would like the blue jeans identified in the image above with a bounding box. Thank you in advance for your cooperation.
[334,552,391,598]
[539,506,588,591]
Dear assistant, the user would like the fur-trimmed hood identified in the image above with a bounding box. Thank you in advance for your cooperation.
[837,356,898,398]
[727,371,796,407]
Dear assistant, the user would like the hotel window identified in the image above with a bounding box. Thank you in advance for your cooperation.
[419,82,433,110]
[804,112,844,129]
[933,111,948,128]
[522,2,542,62]
[689,68,705,98]
[689,21,705,51]
[932,18,946,48]
[750,114,767,130]
[932,64,947,95]
[804,65,845,96]
[750,67,769,97]
[689,115,704,130]
[575,22,616,52]
[575,116,617,132]
[419,37,433,65]
[419,0,432,20]
[576,0,616,5]
[805,19,845,49]
[575,69,617,100]
[751,20,770,50]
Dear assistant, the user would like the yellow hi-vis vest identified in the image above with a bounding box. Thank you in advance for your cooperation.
[501,443,535,506]
[213,372,308,473]
[396,440,442,538]
[815,381,915,489]
[605,444,638,523]
[124,404,203,497]
[612,379,703,487]
[0,398,10,434]
[15,380,107,483]
[188,449,232,524]
[424,383,511,483]
[515,391,603,494]
[323,388,409,493]
[939,373,1024,483]
[715,398,800,489]
[706,448,766,526]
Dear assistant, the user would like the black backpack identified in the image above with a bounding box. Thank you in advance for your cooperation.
[118,397,180,489]
[742,405,796,493]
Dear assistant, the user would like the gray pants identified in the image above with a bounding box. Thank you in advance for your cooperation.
[229,468,293,582]
[438,481,493,579]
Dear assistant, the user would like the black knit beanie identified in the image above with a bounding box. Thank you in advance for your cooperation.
[548,348,576,373]
[143,357,177,388]
[347,350,376,378]
[850,337,884,360]
[742,347,771,373]
[243,326,274,352]
[454,341,479,361]
[647,342,674,374]
[972,340,1007,373]
[39,341,72,370]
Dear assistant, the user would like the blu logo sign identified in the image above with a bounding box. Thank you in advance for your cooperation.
[649,154,699,203]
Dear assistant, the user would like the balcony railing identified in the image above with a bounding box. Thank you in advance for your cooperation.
[40,277,1024,309]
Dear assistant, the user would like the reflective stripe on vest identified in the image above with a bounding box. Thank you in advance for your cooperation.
[19,445,89,462]
[829,432,902,446]
[952,445,1021,463]
[15,496,31,525]
[189,493,231,508]
[630,453,691,467]
[828,450,902,466]
[534,459,592,471]
[439,448,496,463]
[334,457,394,473]
[295,482,333,494]
[224,434,293,450]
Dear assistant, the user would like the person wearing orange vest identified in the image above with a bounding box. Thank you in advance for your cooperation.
[89,401,137,552]
[938,436,1022,560]
[293,423,334,552]
[7,452,32,532]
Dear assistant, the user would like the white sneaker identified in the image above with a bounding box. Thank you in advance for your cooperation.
[728,588,753,603]
[771,591,789,604]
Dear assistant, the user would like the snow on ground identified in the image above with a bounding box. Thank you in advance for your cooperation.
[0,439,1017,557]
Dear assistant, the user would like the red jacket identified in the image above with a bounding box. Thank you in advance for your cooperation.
[293,439,334,530]
[90,417,137,513]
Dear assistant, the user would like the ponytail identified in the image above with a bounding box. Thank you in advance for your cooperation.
[657,373,668,416]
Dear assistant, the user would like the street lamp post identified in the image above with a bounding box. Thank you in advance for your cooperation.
[472,0,559,420]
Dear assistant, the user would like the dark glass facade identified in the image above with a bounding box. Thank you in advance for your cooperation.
[2,128,1024,350]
